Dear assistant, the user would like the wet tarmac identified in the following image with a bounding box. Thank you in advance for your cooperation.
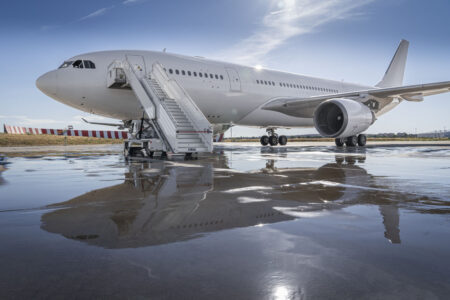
[0,144,449,299]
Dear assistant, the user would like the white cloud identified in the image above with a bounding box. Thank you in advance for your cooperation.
[123,0,146,4]
[217,0,374,65]
[78,6,115,21]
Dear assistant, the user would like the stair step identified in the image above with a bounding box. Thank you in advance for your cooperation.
[172,115,188,120]
[178,144,205,149]
[174,117,187,124]
[177,127,195,131]
[177,134,200,139]
[178,144,207,149]
[178,138,202,144]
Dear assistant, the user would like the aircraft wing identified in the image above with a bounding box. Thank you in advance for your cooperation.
[82,118,124,129]
[262,81,450,118]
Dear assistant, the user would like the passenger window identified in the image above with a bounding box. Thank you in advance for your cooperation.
[220,75,224,80]
[182,70,185,75]
[176,70,179,75]
[256,80,259,84]
[193,72,197,77]
[279,83,282,87]
[264,81,267,85]
[188,71,191,76]
[199,73,203,78]
[272,82,275,86]
[169,69,173,74]
[210,74,213,79]
[215,74,218,79]
[72,60,83,69]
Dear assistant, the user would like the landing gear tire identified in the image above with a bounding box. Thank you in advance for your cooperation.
[345,136,358,147]
[269,135,278,146]
[357,134,367,147]
[335,138,345,147]
[278,135,287,146]
[260,135,269,146]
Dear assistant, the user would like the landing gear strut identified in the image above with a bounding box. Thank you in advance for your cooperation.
[335,134,367,147]
[260,128,288,147]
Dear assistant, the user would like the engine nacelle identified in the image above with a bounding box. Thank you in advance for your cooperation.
[313,99,375,138]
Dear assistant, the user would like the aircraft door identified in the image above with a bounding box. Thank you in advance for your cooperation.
[226,68,241,92]
[126,55,147,77]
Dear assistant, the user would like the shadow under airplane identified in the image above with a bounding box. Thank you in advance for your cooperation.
[41,153,440,249]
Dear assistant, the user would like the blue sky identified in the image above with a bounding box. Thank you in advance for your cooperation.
[1,0,449,136]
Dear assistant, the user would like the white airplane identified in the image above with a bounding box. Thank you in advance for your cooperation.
[36,39,450,151]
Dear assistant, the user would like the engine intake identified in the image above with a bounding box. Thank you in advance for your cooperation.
[314,99,375,138]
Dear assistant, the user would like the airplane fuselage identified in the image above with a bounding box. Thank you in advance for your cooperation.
[39,50,372,128]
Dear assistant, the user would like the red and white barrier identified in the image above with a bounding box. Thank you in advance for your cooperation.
[3,124,130,139]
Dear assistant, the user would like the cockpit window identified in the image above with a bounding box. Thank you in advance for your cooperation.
[83,60,96,69]
[72,60,84,68]
[59,61,73,69]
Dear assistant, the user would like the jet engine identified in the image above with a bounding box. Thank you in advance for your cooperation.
[313,99,375,138]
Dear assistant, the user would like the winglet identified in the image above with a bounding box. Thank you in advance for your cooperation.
[376,39,409,88]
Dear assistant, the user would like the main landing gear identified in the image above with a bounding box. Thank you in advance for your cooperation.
[260,128,288,146]
[335,134,367,147]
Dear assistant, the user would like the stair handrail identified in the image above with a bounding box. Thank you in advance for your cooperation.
[151,62,213,151]
[122,59,177,153]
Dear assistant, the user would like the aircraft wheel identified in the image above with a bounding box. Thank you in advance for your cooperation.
[269,135,278,146]
[278,135,287,146]
[335,138,345,147]
[260,135,269,146]
[357,134,367,147]
[345,136,357,147]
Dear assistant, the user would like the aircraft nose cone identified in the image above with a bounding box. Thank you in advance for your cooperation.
[36,71,57,96]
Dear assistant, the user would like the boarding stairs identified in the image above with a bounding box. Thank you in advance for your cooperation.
[107,60,213,155]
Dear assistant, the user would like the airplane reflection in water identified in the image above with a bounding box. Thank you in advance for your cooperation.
[41,154,405,248]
